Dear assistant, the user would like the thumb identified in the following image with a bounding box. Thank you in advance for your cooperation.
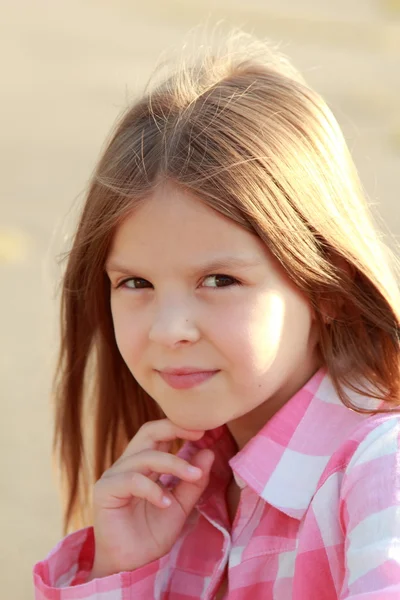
[171,449,215,515]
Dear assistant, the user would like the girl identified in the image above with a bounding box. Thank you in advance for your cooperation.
[34,31,400,599]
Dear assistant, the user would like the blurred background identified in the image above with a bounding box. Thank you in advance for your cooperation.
[1,0,399,597]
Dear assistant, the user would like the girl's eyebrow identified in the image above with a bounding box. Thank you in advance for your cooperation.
[105,256,263,274]
[194,257,263,273]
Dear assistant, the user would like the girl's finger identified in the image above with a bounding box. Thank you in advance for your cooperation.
[94,471,172,509]
[105,450,204,483]
[171,449,215,516]
[123,419,205,456]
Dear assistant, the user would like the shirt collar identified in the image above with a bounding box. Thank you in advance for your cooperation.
[194,367,378,520]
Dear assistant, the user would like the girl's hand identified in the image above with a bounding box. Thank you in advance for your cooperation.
[88,419,215,580]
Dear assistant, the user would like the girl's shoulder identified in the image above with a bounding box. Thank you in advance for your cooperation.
[345,410,400,468]
[324,410,400,484]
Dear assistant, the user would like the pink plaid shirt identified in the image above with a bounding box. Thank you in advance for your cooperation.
[34,367,400,598]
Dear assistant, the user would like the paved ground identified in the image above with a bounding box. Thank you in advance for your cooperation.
[1,1,399,597]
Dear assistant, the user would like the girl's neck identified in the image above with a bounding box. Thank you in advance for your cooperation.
[227,356,323,451]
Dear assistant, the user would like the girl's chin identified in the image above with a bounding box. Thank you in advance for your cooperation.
[167,414,228,433]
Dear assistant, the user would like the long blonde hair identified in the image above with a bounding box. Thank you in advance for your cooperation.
[53,31,400,533]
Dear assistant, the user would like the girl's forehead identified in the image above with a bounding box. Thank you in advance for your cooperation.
[126,185,232,229]
[112,185,265,254]
[107,186,274,270]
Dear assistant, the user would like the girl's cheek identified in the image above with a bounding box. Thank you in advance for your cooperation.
[242,293,285,368]
[113,314,143,361]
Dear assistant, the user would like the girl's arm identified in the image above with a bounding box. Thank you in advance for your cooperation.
[340,416,400,599]
[33,526,164,598]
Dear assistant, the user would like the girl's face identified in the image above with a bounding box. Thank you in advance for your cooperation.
[106,183,321,446]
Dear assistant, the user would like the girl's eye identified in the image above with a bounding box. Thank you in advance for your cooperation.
[202,274,240,288]
[118,277,152,289]
[115,274,240,290]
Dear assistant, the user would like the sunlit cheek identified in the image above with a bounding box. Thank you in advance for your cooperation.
[111,305,143,366]
[247,292,285,373]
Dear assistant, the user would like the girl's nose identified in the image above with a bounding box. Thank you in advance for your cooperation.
[148,303,200,348]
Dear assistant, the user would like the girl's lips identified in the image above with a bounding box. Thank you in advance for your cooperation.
[157,370,219,390]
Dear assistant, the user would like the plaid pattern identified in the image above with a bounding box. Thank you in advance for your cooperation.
[34,367,400,598]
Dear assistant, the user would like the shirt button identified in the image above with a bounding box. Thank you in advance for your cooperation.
[233,473,246,489]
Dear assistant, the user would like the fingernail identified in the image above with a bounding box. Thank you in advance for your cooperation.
[187,466,202,476]
[162,496,171,506]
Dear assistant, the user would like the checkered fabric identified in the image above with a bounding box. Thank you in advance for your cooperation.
[34,367,400,598]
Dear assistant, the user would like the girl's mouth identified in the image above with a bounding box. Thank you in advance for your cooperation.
[157,369,219,390]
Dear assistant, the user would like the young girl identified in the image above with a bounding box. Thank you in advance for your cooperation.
[34,31,400,599]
